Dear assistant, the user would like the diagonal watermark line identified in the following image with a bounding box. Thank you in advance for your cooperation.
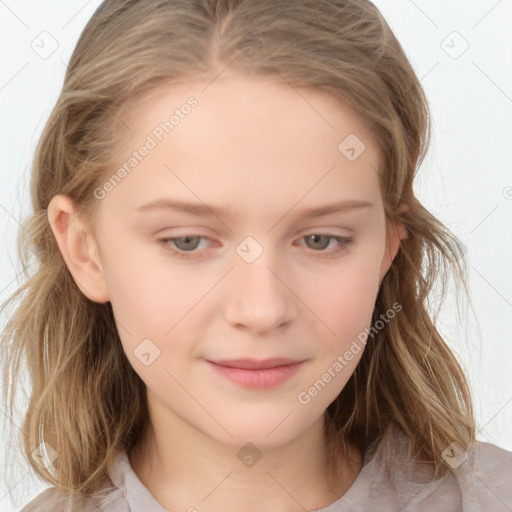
[201,471,233,502]
[163,163,234,233]
[163,367,234,438]
[83,496,102,512]
[0,405,25,437]
[365,60,439,142]
[0,203,28,233]
[471,61,512,105]
[475,423,495,446]
[0,62,29,91]
[0,471,30,504]
[0,269,24,297]
[0,0,29,28]
[265,410,294,438]
[471,265,512,308]
[407,0,439,29]
[477,396,512,435]
[61,0,94,30]
[270,66,336,131]
[266,164,337,234]
[201,58,235,93]
[470,204,499,233]
[113,316,132,337]
[368,161,380,179]
[401,61,439,99]
[472,0,503,30]
[265,266,336,335]
[163,266,234,336]
[265,470,308,511]
[472,471,512,510]
[418,61,439,83]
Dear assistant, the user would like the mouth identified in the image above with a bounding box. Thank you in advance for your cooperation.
[208,358,304,370]
[206,358,306,389]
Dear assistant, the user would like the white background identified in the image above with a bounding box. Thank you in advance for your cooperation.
[1,1,511,510]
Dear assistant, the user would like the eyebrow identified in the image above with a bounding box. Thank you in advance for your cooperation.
[135,197,372,218]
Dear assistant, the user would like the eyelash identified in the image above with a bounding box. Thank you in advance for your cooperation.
[156,234,354,259]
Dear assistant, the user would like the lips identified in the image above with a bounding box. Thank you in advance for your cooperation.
[206,358,306,389]
[208,358,304,370]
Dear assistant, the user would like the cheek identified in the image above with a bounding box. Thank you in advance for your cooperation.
[323,282,378,355]
[101,240,210,344]
[103,259,208,386]
[310,258,381,333]
[296,264,380,406]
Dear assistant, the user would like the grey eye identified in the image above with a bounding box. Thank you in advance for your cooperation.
[172,236,202,251]
[304,234,331,250]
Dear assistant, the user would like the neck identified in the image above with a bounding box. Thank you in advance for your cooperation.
[128,415,362,512]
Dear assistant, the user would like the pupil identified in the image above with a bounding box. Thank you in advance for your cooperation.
[309,234,329,250]
[177,236,199,250]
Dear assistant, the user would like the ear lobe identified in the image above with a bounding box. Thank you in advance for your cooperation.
[47,194,109,303]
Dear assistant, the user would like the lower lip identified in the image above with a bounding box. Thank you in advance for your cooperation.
[206,361,304,389]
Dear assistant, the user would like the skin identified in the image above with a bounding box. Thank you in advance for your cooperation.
[48,72,404,512]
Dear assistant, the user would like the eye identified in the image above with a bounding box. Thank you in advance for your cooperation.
[157,235,212,258]
[299,234,354,256]
[157,233,354,259]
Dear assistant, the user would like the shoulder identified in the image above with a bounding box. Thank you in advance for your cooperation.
[20,487,70,512]
[454,439,512,510]
[20,451,129,512]
[20,484,127,512]
[344,426,512,511]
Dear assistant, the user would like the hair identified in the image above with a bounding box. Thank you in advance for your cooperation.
[1,0,475,507]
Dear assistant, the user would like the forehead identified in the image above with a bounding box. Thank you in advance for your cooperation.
[105,73,382,218]
[121,72,377,152]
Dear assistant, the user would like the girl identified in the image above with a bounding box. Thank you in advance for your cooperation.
[2,1,511,511]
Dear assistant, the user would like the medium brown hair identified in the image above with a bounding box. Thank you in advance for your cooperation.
[1,0,474,506]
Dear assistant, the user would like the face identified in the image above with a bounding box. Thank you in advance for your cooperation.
[76,73,398,449]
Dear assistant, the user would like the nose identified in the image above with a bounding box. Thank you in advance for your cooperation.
[223,250,298,334]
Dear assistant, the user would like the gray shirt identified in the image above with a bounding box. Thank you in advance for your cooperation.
[21,425,512,511]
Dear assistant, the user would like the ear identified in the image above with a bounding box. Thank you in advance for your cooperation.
[47,194,109,303]
[378,206,408,283]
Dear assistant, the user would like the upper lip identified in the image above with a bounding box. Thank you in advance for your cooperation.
[208,358,304,370]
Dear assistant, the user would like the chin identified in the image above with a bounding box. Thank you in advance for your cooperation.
[209,414,317,451]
